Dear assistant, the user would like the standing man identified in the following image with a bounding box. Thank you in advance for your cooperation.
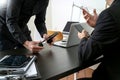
[78,0,120,80]
[0,0,49,53]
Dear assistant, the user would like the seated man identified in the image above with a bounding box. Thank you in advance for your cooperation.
[77,0,120,80]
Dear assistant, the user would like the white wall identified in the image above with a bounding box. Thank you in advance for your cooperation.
[29,0,106,40]
[50,0,106,31]
[51,0,74,31]
[27,16,35,39]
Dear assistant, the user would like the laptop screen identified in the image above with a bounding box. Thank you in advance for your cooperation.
[63,21,79,32]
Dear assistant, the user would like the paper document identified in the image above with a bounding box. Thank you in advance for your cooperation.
[25,62,37,78]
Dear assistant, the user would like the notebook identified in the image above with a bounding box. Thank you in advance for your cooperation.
[79,22,94,35]
[53,23,83,47]
[69,23,94,37]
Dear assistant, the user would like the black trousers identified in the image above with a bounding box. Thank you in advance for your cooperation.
[0,39,24,51]
[0,33,31,51]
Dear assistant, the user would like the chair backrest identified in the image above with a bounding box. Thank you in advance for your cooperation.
[47,30,63,42]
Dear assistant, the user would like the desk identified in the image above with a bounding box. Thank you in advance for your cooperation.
[0,44,102,80]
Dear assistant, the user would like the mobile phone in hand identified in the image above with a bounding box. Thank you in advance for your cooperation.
[80,6,89,12]
[39,32,59,46]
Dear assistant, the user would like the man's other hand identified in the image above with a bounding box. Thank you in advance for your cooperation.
[23,41,43,53]
[78,30,89,39]
[82,9,98,28]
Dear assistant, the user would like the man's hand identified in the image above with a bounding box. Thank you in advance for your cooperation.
[78,30,89,39]
[82,9,98,28]
[23,41,43,53]
[43,34,49,40]
[43,33,54,45]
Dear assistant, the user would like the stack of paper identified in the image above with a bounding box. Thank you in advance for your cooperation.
[25,62,37,78]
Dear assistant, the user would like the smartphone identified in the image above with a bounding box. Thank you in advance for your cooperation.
[80,6,89,12]
[39,32,59,46]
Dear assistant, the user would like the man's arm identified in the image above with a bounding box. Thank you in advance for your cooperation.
[6,0,43,53]
[82,9,98,28]
[6,0,27,44]
[78,9,118,65]
[34,0,49,38]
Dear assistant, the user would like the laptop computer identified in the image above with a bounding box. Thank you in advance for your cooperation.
[62,21,79,33]
[62,21,79,42]
[53,23,83,47]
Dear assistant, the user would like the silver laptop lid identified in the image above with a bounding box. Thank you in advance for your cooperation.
[62,21,79,33]
[54,23,83,47]
[66,23,83,47]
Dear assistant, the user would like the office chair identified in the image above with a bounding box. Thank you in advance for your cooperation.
[77,78,92,80]
[76,68,93,80]
[47,30,63,42]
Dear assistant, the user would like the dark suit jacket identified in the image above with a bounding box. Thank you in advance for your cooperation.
[78,0,120,80]
[0,0,49,50]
